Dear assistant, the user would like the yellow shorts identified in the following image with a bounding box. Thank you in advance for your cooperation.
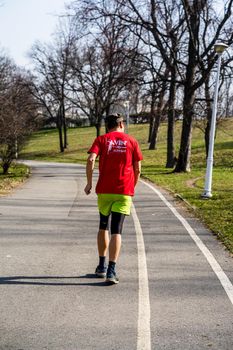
[97,194,132,216]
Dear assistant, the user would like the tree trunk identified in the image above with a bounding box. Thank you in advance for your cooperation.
[166,68,176,168]
[148,113,154,143]
[174,93,195,172]
[57,106,64,153]
[58,127,64,153]
[148,85,157,143]
[96,111,104,137]
[62,102,68,149]
[149,73,168,150]
[174,55,196,172]
[105,104,110,117]
[63,119,67,149]
[173,4,199,173]
[2,162,10,175]
[95,122,101,137]
[149,112,161,150]
[166,109,176,168]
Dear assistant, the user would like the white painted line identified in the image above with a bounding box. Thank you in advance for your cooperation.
[131,204,151,350]
[141,179,233,307]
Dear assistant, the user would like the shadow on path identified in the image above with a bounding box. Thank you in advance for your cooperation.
[0,274,112,287]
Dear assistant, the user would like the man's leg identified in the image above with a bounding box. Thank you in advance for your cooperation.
[106,212,125,284]
[95,213,110,277]
[97,229,109,257]
[109,233,121,262]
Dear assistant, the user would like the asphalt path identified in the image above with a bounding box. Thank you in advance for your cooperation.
[0,161,232,350]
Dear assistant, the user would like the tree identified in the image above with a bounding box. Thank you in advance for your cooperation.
[66,0,143,136]
[29,29,74,152]
[105,0,233,171]
[174,0,233,171]
[93,0,184,164]
[0,60,38,174]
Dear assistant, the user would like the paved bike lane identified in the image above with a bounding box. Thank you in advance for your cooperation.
[0,161,232,350]
[0,162,138,350]
[133,180,233,350]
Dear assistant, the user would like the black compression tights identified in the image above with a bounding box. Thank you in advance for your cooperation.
[99,212,126,234]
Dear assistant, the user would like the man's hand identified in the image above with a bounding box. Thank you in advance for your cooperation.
[133,161,141,187]
[84,183,92,195]
[84,153,97,195]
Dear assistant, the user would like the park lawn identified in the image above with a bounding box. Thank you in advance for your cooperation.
[0,163,29,196]
[14,119,233,253]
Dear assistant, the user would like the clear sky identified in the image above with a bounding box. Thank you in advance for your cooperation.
[0,0,67,68]
[0,0,226,69]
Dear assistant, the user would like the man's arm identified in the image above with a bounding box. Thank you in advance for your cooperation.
[84,152,97,195]
[133,160,141,187]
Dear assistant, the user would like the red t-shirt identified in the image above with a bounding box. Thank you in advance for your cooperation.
[88,131,143,196]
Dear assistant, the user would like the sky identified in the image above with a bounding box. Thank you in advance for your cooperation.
[0,0,226,69]
[0,0,67,68]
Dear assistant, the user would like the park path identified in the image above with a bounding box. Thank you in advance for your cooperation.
[0,161,232,350]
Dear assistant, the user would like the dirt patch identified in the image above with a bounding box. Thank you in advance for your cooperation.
[186,177,203,188]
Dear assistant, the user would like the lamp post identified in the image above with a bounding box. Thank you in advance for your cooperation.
[202,42,228,199]
[124,100,130,133]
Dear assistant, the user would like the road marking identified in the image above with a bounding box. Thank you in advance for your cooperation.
[141,179,233,307]
[131,204,151,350]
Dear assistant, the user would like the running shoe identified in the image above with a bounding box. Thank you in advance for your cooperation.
[95,265,107,278]
[106,270,119,284]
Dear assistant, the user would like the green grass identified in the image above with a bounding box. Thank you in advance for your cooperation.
[0,163,29,196]
[16,119,233,253]
[21,127,95,164]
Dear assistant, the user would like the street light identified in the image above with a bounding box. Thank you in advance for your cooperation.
[124,100,130,133]
[201,42,228,199]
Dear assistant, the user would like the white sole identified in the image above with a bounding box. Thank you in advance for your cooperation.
[106,277,119,284]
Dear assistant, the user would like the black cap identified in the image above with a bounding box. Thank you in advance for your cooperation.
[105,114,124,124]
[105,113,124,130]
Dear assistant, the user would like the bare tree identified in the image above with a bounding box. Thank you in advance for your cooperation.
[173,0,233,171]
[87,0,184,164]
[66,1,143,136]
[102,0,233,172]
[29,29,74,152]
[0,61,38,174]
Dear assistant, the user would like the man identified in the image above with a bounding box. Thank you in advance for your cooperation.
[84,114,143,284]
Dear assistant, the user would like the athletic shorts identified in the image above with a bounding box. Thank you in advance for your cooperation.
[97,193,132,216]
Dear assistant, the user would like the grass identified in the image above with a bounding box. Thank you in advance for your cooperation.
[9,119,233,253]
[0,163,29,196]
[20,127,94,164]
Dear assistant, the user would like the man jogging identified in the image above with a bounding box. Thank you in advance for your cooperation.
[84,114,143,284]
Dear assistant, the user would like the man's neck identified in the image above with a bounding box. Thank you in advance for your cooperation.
[108,127,124,133]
